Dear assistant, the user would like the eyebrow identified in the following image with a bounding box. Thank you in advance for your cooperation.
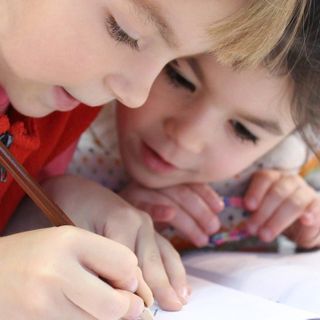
[129,0,179,48]
[184,57,285,136]
[240,114,284,136]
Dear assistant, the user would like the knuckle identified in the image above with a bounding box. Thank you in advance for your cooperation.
[289,193,305,210]
[122,207,143,226]
[139,210,154,226]
[53,225,82,248]
[147,249,161,264]
[270,183,291,199]
[101,291,131,320]
[176,185,190,200]
[256,169,279,181]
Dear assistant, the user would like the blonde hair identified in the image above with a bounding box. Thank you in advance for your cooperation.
[210,0,308,68]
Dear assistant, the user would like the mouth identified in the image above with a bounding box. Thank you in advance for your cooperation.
[141,142,177,174]
[53,86,81,111]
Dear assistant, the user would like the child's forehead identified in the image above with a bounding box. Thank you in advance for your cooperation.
[123,0,247,50]
[189,54,290,92]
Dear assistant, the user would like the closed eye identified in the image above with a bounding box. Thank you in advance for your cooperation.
[230,120,259,144]
[106,15,139,51]
[164,63,196,93]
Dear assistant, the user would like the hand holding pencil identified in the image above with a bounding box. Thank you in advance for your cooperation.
[0,141,154,319]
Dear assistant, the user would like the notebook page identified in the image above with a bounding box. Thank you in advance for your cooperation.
[154,277,318,320]
[183,251,320,313]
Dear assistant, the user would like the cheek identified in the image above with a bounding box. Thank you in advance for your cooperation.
[117,94,165,133]
[2,15,108,85]
[201,149,266,182]
[116,107,148,145]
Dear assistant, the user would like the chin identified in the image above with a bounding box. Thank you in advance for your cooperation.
[10,99,52,118]
[130,170,176,189]
[22,107,52,118]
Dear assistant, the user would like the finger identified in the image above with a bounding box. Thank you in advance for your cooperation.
[135,268,154,308]
[102,209,141,252]
[63,264,145,320]
[258,186,314,242]
[156,233,189,304]
[244,170,280,211]
[136,223,183,311]
[169,208,209,247]
[301,197,320,226]
[189,183,224,212]
[161,186,220,235]
[246,175,299,235]
[289,222,320,249]
[138,202,176,222]
[72,227,142,292]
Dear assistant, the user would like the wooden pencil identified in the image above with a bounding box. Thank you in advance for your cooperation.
[0,140,74,226]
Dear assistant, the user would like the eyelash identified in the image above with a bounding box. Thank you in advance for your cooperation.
[164,64,196,93]
[106,16,139,51]
[230,120,259,144]
[164,64,258,145]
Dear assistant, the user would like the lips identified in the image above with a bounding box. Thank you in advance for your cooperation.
[53,87,81,111]
[141,142,177,174]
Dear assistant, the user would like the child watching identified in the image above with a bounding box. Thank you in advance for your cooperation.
[69,1,320,251]
[0,0,308,318]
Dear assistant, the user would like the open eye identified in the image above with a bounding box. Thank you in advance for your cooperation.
[106,15,139,51]
[164,63,196,92]
[230,120,259,144]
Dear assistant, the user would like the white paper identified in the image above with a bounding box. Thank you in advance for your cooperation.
[154,276,318,320]
[183,250,320,313]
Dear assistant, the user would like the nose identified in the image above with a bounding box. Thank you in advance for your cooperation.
[105,74,150,108]
[164,108,213,154]
[104,59,166,108]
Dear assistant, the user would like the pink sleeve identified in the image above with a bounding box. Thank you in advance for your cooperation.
[39,141,78,181]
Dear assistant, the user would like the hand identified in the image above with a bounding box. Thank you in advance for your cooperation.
[0,226,149,320]
[244,170,320,247]
[44,175,188,311]
[121,182,224,248]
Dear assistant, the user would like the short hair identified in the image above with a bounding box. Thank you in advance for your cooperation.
[210,0,307,68]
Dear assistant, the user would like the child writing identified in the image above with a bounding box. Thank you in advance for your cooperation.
[0,0,308,318]
[68,1,320,252]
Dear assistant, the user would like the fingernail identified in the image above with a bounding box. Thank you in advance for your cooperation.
[246,223,258,235]
[259,228,273,242]
[216,197,225,211]
[127,277,138,293]
[196,235,209,247]
[178,286,190,304]
[128,299,144,320]
[207,219,219,234]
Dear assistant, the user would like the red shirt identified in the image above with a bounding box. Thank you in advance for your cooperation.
[0,105,100,232]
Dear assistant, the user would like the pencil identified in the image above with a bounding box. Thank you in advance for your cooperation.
[0,140,74,226]
[0,140,153,320]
